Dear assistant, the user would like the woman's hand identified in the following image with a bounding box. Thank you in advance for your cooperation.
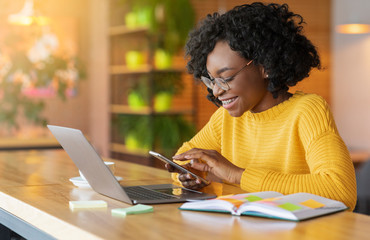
[165,162,208,190]
[173,148,244,184]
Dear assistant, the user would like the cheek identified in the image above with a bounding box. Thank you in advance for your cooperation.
[236,77,267,103]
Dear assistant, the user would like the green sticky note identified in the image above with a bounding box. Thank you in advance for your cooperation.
[111,204,153,217]
[245,195,263,202]
[278,202,302,211]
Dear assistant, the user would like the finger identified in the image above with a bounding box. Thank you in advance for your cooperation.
[178,173,195,182]
[182,179,207,190]
[172,148,203,160]
[181,151,216,166]
[190,161,211,172]
[182,179,202,190]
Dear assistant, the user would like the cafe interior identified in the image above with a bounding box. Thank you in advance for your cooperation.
[0,0,369,239]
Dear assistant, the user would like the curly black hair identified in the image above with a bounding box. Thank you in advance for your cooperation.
[185,2,321,106]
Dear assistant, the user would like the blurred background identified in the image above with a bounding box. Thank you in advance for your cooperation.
[0,0,369,170]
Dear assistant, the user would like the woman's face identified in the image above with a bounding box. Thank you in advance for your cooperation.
[206,41,274,117]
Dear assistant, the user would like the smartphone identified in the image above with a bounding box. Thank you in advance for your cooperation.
[149,151,210,185]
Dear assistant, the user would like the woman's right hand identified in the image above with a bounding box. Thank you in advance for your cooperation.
[165,163,208,190]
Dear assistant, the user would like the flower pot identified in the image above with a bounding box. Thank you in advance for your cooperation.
[125,12,137,28]
[125,133,150,152]
[154,92,173,112]
[127,91,147,110]
[154,49,172,69]
[125,51,144,69]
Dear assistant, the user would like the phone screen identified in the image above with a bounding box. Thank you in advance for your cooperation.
[149,151,209,184]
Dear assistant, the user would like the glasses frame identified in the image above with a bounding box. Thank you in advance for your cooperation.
[201,59,253,91]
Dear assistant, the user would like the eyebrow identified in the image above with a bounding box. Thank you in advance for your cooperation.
[207,67,236,77]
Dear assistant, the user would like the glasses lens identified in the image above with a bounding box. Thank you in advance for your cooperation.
[201,76,230,91]
[215,79,229,90]
[201,76,214,89]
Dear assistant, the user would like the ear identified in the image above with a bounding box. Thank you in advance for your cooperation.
[260,67,269,79]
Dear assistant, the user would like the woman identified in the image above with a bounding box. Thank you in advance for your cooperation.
[167,2,356,210]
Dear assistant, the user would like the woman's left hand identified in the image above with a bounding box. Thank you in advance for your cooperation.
[173,148,244,184]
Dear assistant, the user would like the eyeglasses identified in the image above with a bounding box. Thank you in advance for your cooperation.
[201,59,253,91]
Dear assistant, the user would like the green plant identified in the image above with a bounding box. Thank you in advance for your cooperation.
[120,0,196,55]
[127,72,183,108]
[117,114,195,156]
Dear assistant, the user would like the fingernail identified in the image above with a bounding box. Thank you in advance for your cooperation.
[196,179,201,184]
[184,155,191,159]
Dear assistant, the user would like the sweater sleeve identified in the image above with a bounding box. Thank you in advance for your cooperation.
[240,132,357,210]
[240,97,357,210]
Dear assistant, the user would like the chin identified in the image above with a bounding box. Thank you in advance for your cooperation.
[226,110,243,117]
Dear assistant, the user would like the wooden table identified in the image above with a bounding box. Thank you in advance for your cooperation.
[0,137,61,150]
[0,150,369,240]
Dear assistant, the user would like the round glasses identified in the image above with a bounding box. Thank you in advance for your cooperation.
[201,59,253,91]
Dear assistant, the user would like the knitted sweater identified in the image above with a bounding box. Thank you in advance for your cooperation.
[173,92,357,210]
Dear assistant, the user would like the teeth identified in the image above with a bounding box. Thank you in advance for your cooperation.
[222,98,236,105]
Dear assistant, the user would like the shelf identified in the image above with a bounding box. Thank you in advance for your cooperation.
[111,105,151,115]
[110,65,185,75]
[110,143,149,156]
[108,1,196,167]
[110,64,152,75]
[109,25,148,36]
[111,104,194,115]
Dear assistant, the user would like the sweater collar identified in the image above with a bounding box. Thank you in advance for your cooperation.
[242,91,304,121]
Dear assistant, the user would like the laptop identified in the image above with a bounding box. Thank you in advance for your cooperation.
[47,125,216,204]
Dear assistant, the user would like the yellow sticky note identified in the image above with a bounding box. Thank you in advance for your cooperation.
[69,200,107,210]
[300,199,325,209]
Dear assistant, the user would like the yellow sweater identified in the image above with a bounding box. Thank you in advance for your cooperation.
[174,92,357,210]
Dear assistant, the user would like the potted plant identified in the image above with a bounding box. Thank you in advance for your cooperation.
[120,0,196,56]
[116,114,195,156]
[127,72,183,112]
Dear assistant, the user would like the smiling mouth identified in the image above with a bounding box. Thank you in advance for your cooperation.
[221,97,237,105]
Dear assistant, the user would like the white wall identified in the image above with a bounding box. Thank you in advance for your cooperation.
[332,0,370,151]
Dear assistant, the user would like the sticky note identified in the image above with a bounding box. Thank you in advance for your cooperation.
[244,195,263,202]
[69,200,107,210]
[300,199,325,209]
[261,197,281,202]
[111,204,153,217]
[278,202,302,211]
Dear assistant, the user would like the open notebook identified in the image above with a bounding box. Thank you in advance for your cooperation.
[179,191,347,221]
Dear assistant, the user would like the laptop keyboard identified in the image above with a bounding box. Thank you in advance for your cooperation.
[123,186,178,200]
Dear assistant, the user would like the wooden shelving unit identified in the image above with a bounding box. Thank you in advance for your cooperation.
[108,1,196,168]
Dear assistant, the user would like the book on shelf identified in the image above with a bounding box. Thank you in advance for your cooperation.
[179,191,347,221]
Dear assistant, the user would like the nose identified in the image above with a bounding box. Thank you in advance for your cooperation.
[212,83,225,98]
